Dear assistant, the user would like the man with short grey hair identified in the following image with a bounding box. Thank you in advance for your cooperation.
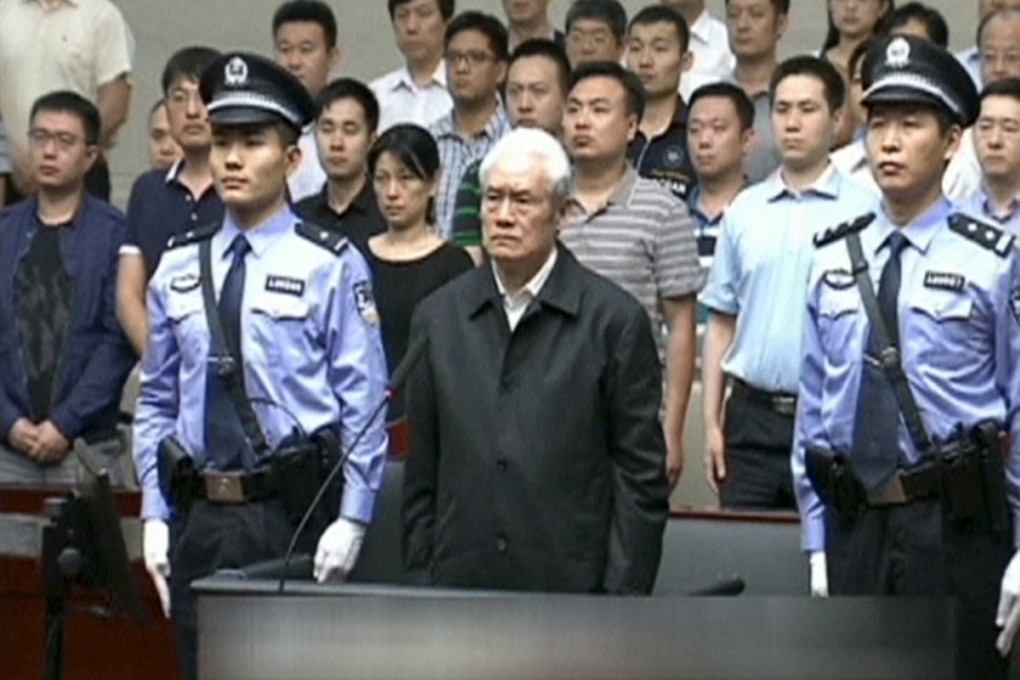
[402,127,670,594]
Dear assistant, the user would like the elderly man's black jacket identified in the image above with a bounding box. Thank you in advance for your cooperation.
[401,245,670,594]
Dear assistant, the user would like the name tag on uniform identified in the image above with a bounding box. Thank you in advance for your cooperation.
[923,271,965,292]
[822,269,856,289]
[265,275,305,297]
[170,273,200,293]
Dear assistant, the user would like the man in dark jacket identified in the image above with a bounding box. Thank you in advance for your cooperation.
[0,92,135,485]
[402,127,670,594]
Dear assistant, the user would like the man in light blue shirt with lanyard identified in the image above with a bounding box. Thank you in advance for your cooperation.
[794,35,1020,678]
[701,55,876,510]
[132,52,388,680]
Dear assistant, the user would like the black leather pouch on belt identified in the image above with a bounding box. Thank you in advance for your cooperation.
[806,446,866,524]
[158,436,197,515]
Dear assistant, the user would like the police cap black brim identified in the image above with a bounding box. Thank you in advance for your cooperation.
[862,86,965,126]
[208,106,298,130]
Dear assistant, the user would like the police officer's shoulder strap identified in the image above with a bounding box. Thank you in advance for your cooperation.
[814,212,876,248]
[948,213,1015,257]
[197,238,271,457]
[166,222,219,250]
[844,232,935,457]
[295,221,350,255]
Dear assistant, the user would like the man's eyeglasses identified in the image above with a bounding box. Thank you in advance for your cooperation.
[28,128,89,150]
[446,50,496,68]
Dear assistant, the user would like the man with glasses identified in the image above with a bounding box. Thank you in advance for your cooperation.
[117,47,224,357]
[430,11,510,239]
[0,91,135,486]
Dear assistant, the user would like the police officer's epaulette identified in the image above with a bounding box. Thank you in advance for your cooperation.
[295,221,350,255]
[812,212,876,248]
[948,213,1015,257]
[165,222,218,249]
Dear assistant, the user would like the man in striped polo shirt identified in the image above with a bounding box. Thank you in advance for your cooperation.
[560,61,704,489]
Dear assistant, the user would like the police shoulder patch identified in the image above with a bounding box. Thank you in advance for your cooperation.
[948,213,1014,257]
[813,212,876,248]
[295,221,349,255]
[353,281,379,326]
[165,222,219,250]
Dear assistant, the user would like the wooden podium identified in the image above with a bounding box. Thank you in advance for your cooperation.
[0,485,178,680]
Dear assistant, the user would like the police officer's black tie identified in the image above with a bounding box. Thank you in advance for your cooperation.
[851,231,909,489]
[204,235,253,470]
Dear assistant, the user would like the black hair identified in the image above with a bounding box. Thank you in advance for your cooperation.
[565,0,627,42]
[769,55,846,112]
[820,0,891,54]
[161,46,221,94]
[724,0,791,14]
[877,2,948,48]
[688,82,756,132]
[848,37,875,82]
[388,0,455,22]
[569,60,646,123]
[628,5,690,53]
[30,91,101,146]
[508,39,572,95]
[444,11,509,60]
[315,78,381,134]
[273,0,337,48]
[368,124,441,223]
[368,123,440,182]
[149,98,167,117]
[980,77,1020,105]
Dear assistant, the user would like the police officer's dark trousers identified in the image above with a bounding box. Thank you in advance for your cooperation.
[169,498,294,680]
[826,499,1013,679]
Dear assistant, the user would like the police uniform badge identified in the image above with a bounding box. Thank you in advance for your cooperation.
[170,273,200,293]
[885,37,911,69]
[353,281,379,326]
[224,56,248,87]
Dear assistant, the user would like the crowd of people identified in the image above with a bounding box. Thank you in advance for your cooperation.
[4,0,1020,678]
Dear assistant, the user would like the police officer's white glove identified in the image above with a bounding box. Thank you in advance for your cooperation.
[809,551,829,597]
[313,517,366,583]
[996,550,1020,656]
[142,519,171,618]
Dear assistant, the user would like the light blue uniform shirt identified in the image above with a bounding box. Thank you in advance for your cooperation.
[701,166,878,393]
[133,206,389,523]
[793,198,1020,552]
[959,187,1020,236]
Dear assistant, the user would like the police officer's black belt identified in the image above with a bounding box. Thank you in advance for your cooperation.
[198,238,271,457]
[730,378,797,417]
[196,468,279,504]
[845,232,935,457]
[865,461,941,506]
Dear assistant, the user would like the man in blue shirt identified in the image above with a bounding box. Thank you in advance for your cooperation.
[133,53,388,680]
[962,77,1020,234]
[793,35,1020,678]
[701,56,875,510]
[117,47,224,356]
[0,91,135,487]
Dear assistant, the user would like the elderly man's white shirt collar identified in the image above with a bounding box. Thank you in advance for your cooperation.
[492,248,558,331]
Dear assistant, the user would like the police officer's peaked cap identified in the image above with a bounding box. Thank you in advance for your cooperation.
[199,52,314,131]
[861,35,979,128]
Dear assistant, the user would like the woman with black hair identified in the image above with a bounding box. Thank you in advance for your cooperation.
[820,0,893,76]
[366,124,472,419]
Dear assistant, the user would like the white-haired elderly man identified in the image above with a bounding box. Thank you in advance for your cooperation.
[401,127,671,594]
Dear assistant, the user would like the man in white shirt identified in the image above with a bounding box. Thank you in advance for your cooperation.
[371,0,454,133]
[661,0,735,102]
[272,0,340,201]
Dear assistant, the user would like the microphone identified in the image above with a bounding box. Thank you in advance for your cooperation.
[687,575,746,597]
[276,334,429,593]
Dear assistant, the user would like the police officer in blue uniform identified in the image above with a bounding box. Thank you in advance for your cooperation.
[132,53,388,680]
[792,35,1020,678]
